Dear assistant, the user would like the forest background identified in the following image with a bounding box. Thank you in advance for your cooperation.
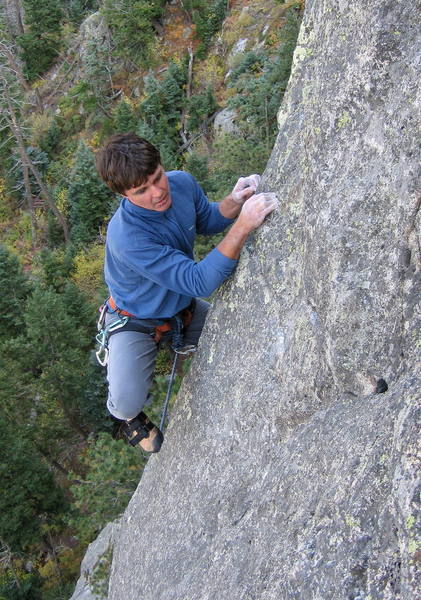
[0,0,302,597]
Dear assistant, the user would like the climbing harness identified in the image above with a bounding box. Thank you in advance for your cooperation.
[95,297,196,364]
[95,298,197,429]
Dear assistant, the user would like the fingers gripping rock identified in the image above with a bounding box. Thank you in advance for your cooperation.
[231,174,262,204]
[240,192,279,229]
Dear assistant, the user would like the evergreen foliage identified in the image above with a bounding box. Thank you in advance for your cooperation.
[184,153,214,194]
[68,141,114,246]
[186,86,219,133]
[0,569,44,600]
[62,0,100,25]
[38,118,62,159]
[0,421,67,552]
[228,11,301,148]
[113,98,138,134]
[138,61,187,169]
[18,0,63,80]
[0,246,30,341]
[194,0,228,59]
[81,36,114,113]
[68,433,143,542]
[101,0,164,66]
[34,248,75,293]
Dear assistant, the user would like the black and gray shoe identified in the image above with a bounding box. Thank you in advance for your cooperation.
[121,412,163,453]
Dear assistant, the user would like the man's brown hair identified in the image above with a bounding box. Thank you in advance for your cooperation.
[96,133,161,194]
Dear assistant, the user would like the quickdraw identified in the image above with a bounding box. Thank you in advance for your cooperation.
[95,304,129,366]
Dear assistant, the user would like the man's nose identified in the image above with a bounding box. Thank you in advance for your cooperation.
[151,184,162,197]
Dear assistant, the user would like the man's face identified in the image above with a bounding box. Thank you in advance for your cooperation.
[123,165,171,211]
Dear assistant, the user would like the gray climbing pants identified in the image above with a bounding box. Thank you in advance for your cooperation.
[104,298,210,420]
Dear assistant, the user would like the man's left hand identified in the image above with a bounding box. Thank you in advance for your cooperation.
[231,174,261,204]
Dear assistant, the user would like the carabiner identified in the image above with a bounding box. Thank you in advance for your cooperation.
[96,346,109,367]
[97,303,108,332]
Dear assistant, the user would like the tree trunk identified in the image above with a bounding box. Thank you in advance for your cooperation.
[5,95,70,244]
[108,1,421,599]
[22,163,37,245]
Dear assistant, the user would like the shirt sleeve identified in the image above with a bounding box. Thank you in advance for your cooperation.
[123,239,238,298]
[191,176,235,235]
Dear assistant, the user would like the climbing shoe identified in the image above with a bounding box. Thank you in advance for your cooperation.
[121,412,164,453]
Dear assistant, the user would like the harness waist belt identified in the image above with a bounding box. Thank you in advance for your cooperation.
[108,296,136,317]
[106,297,196,344]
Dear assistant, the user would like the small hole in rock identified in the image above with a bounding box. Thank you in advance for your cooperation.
[375,378,388,394]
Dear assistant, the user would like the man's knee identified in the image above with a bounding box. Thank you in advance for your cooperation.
[107,382,150,421]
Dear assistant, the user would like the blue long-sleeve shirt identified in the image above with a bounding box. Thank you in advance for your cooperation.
[104,171,238,318]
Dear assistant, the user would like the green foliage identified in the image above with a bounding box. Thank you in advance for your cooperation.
[208,133,268,201]
[138,61,187,169]
[68,141,114,246]
[113,98,138,134]
[228,10,301,148]
[21,282,107,435]
[38,117,62,159]
[61,0,100,25]
[34,247,75,292]
[0,569,43,600]
[0,246,30,341]
[81,37,114,109]
[101,0,164,67]
[0,280,103,460]
[0,421,67,552]
[72,243,107,302]
[18,0,63,80]
[194,0,227,59]
[68,433,143,542]
[184,152,215,194]
[186,86,219,132]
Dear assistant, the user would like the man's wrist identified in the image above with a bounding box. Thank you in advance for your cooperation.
[219,194,242,219]
[217,219,251,260]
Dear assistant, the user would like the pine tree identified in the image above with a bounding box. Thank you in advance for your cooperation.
[138,61,187,169]
[101,0,165,66]
[68,141,114,246]
[0,245,29,341]
[0,420,67,552]
[18,0,63,80]
[68,433,143,543]
[113,97,138,134]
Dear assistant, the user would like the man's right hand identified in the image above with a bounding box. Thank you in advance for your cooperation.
[217,193,278,260]
[237,193,279,232]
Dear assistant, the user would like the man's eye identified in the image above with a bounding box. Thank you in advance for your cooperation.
[136,188,146,195]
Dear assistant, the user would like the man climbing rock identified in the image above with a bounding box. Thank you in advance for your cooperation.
[96,133,278,453]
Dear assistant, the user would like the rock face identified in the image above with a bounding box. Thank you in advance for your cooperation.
[108,0,420,598]
[213,107,239,136]
[70,520,120,600]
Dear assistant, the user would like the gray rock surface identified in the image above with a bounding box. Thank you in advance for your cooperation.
[109,0,420,598]
[213,107,239,136]
[77,12,110,65]
[70,520,120,600]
